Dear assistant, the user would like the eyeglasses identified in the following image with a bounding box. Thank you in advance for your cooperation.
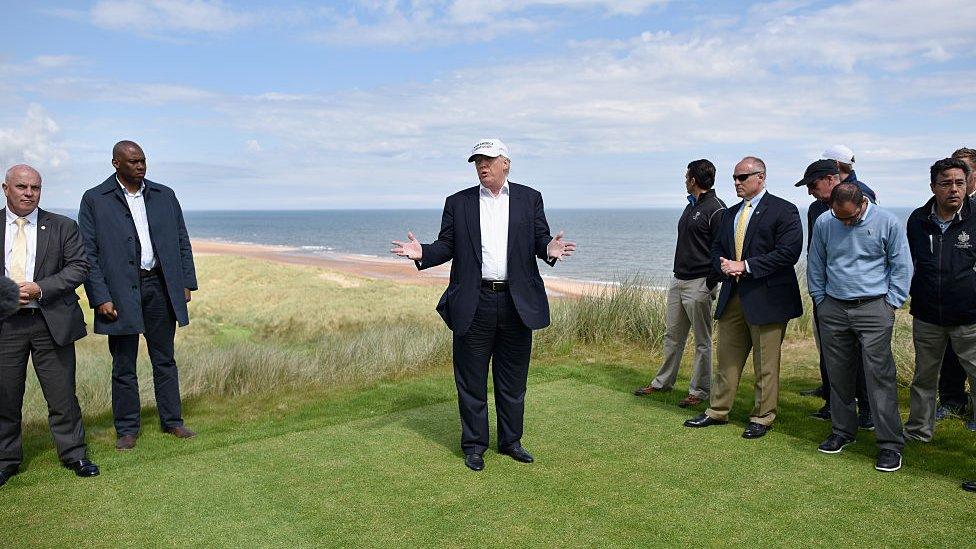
[733,171,763,182]
[830,202,865,222]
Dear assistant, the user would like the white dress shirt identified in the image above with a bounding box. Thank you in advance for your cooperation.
[118,176,156,270]
[480,181,510,281]
[4,207,39,307]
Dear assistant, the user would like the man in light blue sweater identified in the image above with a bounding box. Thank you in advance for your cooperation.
[807,182,912,472]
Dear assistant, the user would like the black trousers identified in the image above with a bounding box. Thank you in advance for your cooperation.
[938,343,970,409]
[109,273,183,436]
[0,310,87,471]
[815,303,871,414]
[452,287,532,456]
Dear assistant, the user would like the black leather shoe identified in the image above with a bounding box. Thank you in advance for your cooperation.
[683,413,727,428]
[64,459,100,477]
[963,481,976,492]
[875,449,902,472]
[742,422,771,439]
[500,444,534,463]
[810,405,831,421]
[464,453,484,471]
[800,386,825,398]
[818,434,854,454]
[0,467,18,487]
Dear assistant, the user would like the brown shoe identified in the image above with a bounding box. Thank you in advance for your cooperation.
[164,425,197,439]
[116,434,138,451]
[678,394,704,408]
[634,384,669,396]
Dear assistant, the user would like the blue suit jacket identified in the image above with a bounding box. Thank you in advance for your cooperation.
[417,182,557,336]
[78,175,197,335]
[712,191,803,325]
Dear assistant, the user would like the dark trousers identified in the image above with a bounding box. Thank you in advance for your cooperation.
[818,297,904,451]
[0,310,87,471]
[109,273,183,436]
[814,303,871,415]
[938,343,970,409]
[452,287,532,456]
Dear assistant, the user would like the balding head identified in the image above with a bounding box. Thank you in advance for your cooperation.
[732,156,767,200]
[3,164,42,216]
[5,164,41,186]
[113,140,143,160]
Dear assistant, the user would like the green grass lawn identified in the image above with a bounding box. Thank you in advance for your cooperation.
[2,355,974,548]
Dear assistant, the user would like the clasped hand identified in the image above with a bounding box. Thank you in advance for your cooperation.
[719,257,746,279]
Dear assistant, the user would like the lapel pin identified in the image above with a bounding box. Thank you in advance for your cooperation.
[40,225,46,230]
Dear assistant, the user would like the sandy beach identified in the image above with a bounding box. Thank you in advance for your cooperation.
[192,239,606,297]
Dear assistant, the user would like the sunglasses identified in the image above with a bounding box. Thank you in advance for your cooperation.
[733,171,763,182]
[830,202,864,222]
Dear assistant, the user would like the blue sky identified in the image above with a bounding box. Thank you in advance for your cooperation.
[1,0,974,210]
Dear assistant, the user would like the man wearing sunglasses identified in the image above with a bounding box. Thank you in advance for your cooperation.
[904,159,976,482]
[684,157,802,439]
[797,158,876,431]
[808,182,910,472]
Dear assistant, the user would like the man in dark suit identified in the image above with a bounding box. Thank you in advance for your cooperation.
[391,138,575,471]
[0,164,99,487]
[684,156,803,438]
[78,141,198,451]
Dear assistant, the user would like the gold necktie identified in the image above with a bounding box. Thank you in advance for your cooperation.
[9,217,28,283]
[734,199,751,261]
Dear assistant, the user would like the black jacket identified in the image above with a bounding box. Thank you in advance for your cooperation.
[0,208,88,346]
[673,189,726,288]
[712,191,803,325]
[907,196,976,326]
[79,175,198,335]
[806,174,877,248]
[417,182,557,336]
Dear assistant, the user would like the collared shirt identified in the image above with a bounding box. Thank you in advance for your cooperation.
[4,207,40,307]
[736,187,766,273]
[807,201,912,308]
[117,176,156,270]
[479,181,510,281]
[929,202,963,234]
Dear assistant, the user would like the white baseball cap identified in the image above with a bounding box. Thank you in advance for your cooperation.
[822,144,855,165]
[468,138,509,162]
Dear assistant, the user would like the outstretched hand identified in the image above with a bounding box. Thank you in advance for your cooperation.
[391,231,423,260]
[547,230,576,260]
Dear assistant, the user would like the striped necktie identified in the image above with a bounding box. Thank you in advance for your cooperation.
[734,200,751,261]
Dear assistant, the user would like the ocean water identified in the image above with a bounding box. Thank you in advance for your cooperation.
[182,207,915,285]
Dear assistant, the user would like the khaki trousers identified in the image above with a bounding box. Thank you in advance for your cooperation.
[905,318,976,442]
[706,293,786,426]
[649,276,714,398]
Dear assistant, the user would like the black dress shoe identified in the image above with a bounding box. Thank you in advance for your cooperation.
[818,434,854,454]
[0,467,18,487]
[810,405,831,421]
[742,422,771,439]
[875,449,902,472]
[64,459,100,477]
[500,444,534,463]
[963,480,976,492]
[464,453,484,471]
[799,386,825,398]
[683,413,728,428]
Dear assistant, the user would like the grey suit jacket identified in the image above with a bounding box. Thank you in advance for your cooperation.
[0,208,89,346]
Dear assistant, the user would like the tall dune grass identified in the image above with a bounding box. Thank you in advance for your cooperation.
[22,256,918,424]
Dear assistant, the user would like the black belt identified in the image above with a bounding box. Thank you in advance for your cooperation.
[830,295,884,306]
[139,266,160,278]
[481,280,509,291]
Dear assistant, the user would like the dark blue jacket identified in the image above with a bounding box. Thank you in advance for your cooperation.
[78,175,197,335]
[907,196,976,326]
[417,182,557,336]
[712,191,803,325]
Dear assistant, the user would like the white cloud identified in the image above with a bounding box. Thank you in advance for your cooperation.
[90,0,257,33]
[0,104,69,172]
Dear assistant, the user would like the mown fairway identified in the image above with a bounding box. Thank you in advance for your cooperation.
[1,256,973,547]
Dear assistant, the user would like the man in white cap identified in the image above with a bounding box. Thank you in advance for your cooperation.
[800,145,877,430]
[391,139,575,471]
